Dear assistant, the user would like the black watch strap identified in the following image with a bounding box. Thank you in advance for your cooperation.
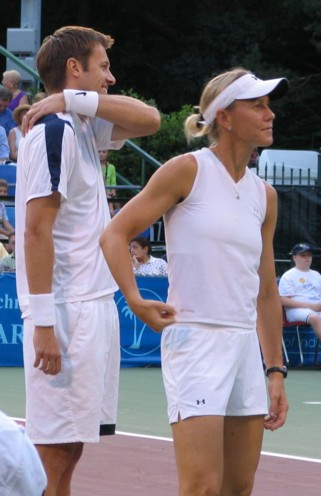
[265,366,288,378]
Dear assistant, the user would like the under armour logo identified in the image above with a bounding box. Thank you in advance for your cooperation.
[75,92,87,96]
[196,399,206,405]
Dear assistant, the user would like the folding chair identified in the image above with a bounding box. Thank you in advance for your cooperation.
[5,205,15,228]
[282,336,290,366]
[314,339,321,366]
[282,308,307,366]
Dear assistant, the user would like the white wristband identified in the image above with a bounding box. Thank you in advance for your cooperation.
[29,293,56,327]
[63,89,99,117]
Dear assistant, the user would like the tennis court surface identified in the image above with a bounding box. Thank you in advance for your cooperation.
[1,367,321,495]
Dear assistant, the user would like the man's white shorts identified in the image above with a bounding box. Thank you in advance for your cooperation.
[161,324,268,424]
[23,295,120,444]
[284,307,320,323]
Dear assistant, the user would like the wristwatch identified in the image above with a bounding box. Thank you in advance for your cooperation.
[265,365,288,378]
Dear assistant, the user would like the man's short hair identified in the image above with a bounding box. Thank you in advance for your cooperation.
[36,26,114,93]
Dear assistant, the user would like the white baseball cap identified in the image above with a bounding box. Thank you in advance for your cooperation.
[0,411,47,496]
[203,73,288,125]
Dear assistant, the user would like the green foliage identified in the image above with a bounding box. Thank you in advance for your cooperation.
[143,105,202,163]
[1,0,321,158]
[109,102,207,187]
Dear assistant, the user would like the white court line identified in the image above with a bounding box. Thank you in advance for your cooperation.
[260,451,321,464]
[116,430,321,464]
[12,420,321,465]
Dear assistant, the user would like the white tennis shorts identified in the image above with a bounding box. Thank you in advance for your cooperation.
[161,324,268,424]
[23,295,120,444]
[284,307,318,323]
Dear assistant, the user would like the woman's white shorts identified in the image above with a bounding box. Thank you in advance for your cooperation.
[161,324,268,424]
[23,295,120,444]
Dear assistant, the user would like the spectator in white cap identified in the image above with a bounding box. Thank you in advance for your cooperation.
[279,242,321,340]
[100,66,289,495]
[0,410,47,495]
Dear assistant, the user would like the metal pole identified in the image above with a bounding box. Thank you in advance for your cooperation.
[21,0,42,51]
[317,152,321,186]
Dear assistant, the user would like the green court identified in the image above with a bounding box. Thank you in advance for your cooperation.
[1,366,321,460]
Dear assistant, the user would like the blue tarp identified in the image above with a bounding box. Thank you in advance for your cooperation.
[0,273,167,367]
[0,273,319,367]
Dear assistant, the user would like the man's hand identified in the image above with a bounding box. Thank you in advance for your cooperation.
[264,375,289,431]
[33,326,62,375]
[22,93,65,134]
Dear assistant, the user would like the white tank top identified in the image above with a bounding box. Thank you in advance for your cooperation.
[164,147,267,329]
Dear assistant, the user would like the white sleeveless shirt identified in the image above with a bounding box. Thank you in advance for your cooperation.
[164,147,267,329]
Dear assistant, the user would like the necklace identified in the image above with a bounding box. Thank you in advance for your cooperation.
[212,147,240,200]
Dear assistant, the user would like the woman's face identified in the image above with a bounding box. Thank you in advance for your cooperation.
[227,96,276,148]
[129,241,149,263]
[2,75,12,89]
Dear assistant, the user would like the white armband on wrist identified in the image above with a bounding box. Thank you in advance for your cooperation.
[63,89,99,117]
[29,293,56,327]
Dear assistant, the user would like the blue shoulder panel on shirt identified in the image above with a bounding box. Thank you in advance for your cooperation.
[35,114,74,192]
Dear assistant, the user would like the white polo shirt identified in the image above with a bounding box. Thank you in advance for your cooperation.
[16,112,118,316]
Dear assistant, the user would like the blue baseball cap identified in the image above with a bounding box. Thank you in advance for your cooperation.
[289,243,313,255]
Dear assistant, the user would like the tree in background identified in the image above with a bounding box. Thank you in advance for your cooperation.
[1,0,321,150]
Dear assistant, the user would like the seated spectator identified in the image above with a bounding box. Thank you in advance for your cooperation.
[33,91,47,103]
[0,178,8,196]
[0,87,16,135]
[99,149,117,215]
[279,242,321,340]
[0,125,9,162]
[0,178,8,248]
[0,198,14,240]
[0,410,47,495]
[2,70,29,110]
[9,103,31,161]
[0,231,15,271]
[130,237,168,277]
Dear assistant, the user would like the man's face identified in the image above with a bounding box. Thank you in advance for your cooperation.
[0,186,8,196]
[0,99,9,113]
[78,44,116,94]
